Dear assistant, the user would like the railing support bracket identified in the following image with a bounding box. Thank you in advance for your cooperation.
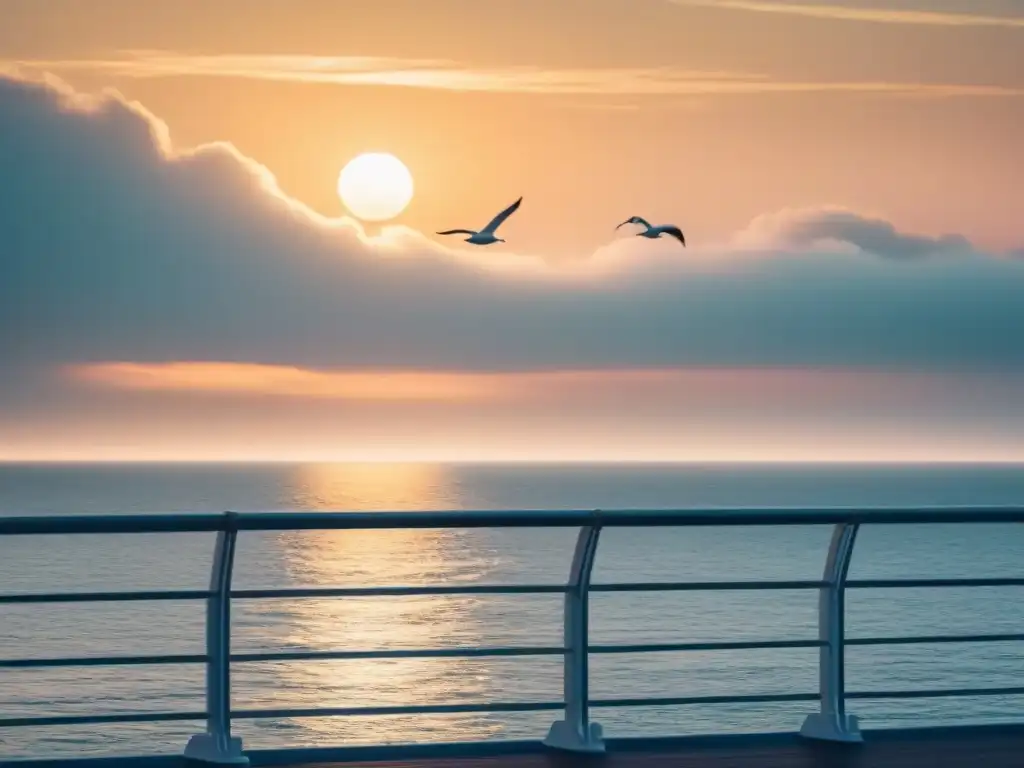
[545,719,605,754]
[184,734,248,766]
[545,523,605,753]
[800,522,862,744]
[800,712,862,743]
[185,518,249,765]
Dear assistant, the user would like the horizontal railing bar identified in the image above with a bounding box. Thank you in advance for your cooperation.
[0,647,564,671]
[3,506,1023,535]
[589,639,824,653]
[231,647,565,662]
[9,633,1018,670]
[0,590,211,605]
[591,580,827,592]
[591,687,1024,708]
[242,686,1024,719]
[847,633,1024,647]
[848,686,1024,700]
[232,585,566,599]
[0,654,206,669]
[5,577,1023,606]
[847,578,1024,589]
[6,687,1023,728]
[0,711,206,728]
[591,692,819,707]
[234,702,564,719]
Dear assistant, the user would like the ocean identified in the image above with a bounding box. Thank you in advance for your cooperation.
[1,462,1023,759]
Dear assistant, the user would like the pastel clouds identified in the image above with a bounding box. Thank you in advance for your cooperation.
[2,70,1024,382]
[673,0,1024,28]
[6,51,1023,98]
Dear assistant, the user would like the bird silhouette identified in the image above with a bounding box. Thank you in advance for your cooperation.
[616,216,686,247]
[437,197,523,245]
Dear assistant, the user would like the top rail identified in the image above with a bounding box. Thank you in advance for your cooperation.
[2,506,1024,535]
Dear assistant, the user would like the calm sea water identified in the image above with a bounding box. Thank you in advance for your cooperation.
[1,462,1023,759]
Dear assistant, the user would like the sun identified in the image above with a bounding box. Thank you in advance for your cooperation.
[337,152,414,222]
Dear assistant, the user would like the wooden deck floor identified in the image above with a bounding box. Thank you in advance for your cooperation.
[278,727,1024,768]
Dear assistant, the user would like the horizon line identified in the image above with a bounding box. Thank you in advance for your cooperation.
[2,458,1023,466]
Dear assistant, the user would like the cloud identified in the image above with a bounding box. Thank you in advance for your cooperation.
[6,52,1024,98]
[81,361,911,404]
[674,0,1024,28]
[2,70,1024,384]
[734,207,974,257]
[73,361,855,403]
[69,362,504,402]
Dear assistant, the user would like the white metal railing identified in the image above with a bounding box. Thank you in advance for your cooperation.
[1,507,1022,765]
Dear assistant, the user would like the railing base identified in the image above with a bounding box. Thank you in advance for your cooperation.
[799,713,863,743]
[543,720,606,753]
[184,734,250,765]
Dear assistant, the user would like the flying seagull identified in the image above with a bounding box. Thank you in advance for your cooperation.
[437,197,522,245]
[616,216,686,247]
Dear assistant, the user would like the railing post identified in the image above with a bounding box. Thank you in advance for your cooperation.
[800,521,862,743]
[185,513,249,765]
[544,522,604,753]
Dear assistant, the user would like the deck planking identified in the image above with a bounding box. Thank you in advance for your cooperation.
[278,727,1024,768]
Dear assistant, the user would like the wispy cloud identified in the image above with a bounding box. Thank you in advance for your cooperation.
[8,51,1023,98]
[72,362,503,402]
[674,0,1024,28]
[70,361,954,406]
[69,361,722,402]
[8,52,761,94]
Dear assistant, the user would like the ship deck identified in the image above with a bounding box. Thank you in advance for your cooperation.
[264,726,1024,768]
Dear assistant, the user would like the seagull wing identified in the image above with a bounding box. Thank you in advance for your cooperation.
[481,196,523,234]
[662,226,686,246]
[436,229,477,236]
[616,216,650,231]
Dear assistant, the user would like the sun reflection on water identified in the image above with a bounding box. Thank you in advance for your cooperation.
[249,463,504,744]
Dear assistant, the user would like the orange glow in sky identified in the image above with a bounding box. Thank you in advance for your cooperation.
[1,1,1023,462]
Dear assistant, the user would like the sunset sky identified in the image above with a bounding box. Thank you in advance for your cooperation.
[2,0,1023,462]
